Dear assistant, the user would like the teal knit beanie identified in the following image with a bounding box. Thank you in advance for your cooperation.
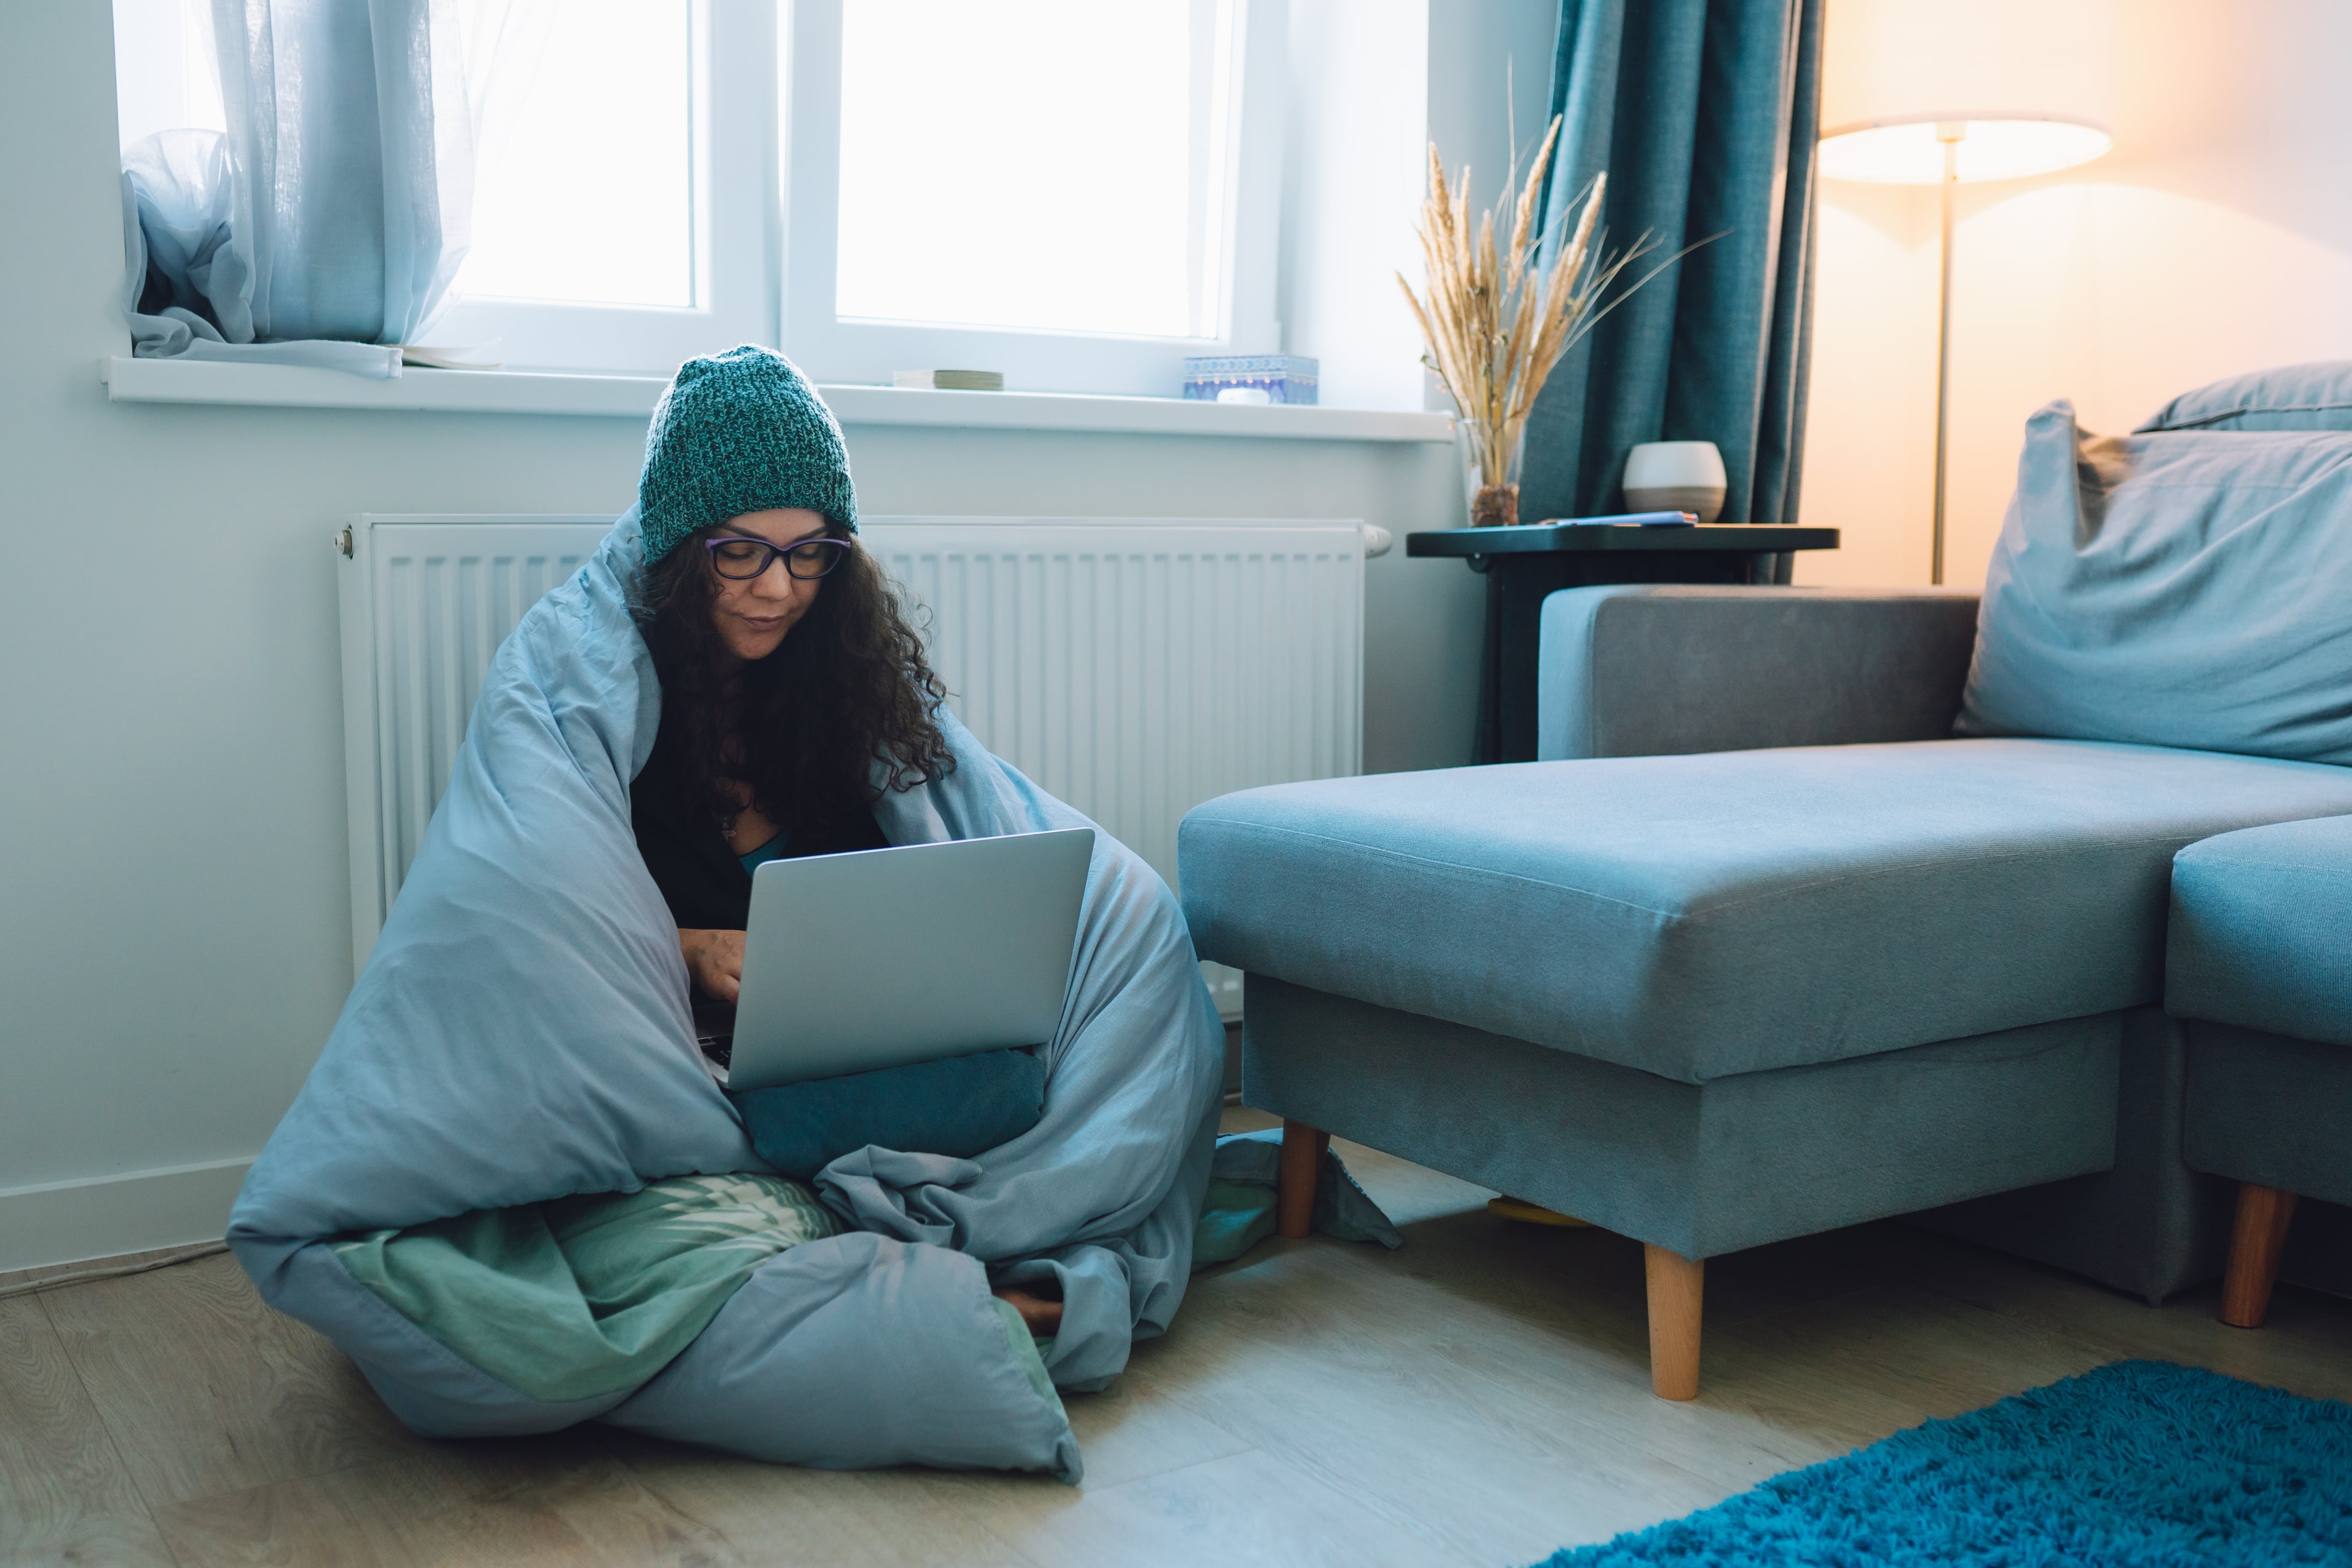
[636,345,858,563]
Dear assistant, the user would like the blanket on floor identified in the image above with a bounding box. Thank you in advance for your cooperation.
[229,509,1225,1484]
[334,1172,843,1403]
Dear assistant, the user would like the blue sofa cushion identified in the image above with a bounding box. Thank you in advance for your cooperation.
[2169,815,2352,1046]
[1956,401,2352,765]
[2136,360,2352,433]
[1179,739,2352,1084]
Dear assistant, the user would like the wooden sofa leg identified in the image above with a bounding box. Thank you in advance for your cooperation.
[1644,1244,1704,1401]
[2220,1183,2299,1329]
[1277,1120,1329,1240]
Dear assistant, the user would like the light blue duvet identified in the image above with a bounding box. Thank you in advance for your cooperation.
[228,512,1226,1483]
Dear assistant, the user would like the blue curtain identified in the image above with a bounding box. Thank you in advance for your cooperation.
[1519,0,1823,529]
[121,0,476,377]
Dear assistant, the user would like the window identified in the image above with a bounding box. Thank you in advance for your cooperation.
[456,4,697,309]
[426,0,775,373]
[111,0,222,151]
[836,5,1230,338]
[787,0,1283,394]
[110,0,1282,390]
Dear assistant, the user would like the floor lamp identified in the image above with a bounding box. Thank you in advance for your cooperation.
[1816,0,2115,585]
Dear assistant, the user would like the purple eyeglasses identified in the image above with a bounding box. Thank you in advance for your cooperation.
[703,533,851,581]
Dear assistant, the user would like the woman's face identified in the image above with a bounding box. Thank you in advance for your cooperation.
[705,508,830,666]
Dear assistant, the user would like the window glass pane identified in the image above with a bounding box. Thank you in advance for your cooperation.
[457,0,696,309]
[111,0,226,152]
[836,0,1235,339]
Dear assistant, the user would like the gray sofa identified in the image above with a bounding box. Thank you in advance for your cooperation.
[1178,367,2352,1397]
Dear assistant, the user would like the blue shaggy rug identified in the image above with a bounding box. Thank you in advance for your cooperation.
[1538,1361,2352,1566]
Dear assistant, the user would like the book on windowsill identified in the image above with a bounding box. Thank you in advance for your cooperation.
[892,369,1004,391]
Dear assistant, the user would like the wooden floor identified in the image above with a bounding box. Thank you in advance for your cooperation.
[8,1107,2352,1568]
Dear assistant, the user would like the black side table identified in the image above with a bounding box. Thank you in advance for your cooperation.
[1407,522,1841,764]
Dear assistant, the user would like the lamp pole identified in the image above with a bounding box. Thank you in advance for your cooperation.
[1931,123,1962,587]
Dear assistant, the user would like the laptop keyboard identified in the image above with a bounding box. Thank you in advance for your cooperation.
[691,995,736,1071]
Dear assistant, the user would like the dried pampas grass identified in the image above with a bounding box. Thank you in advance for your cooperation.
[1399,117,1674,526]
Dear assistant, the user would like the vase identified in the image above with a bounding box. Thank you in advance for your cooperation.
[1623,440,1728,524]
[1470,482,1519,527]
[1460,425,1525,527]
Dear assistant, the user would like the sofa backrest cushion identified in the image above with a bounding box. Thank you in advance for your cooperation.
[2136,361,2352,433]
[1956,399,2352,764]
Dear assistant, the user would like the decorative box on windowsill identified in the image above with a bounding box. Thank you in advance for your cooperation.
[1183,355,1319,406]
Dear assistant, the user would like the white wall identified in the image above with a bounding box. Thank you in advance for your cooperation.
[0,4,1490,1267]
[1424,0,1558,226]
[1282,0,1557,414]
[1797,0,2352,590]
[1281,0,1432,411]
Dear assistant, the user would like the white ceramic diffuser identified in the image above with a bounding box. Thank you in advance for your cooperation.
[1623,441,1727,524]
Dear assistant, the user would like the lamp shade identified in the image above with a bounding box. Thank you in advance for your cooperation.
[1820,0,2114,183]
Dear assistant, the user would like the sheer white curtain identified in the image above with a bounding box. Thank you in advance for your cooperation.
[121,0,544,374]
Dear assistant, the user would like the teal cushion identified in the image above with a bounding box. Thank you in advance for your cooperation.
[1956,402,2352,764]
[2169,816,2352,1046]
[2136,360,2352,433]
[1178,739,2352,1083]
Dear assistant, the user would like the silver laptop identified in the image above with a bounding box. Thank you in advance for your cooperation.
[712,827,1094,1091]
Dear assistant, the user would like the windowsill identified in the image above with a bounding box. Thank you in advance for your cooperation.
[99,357,1455,443]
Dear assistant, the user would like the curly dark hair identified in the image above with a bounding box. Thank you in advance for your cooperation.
[633,525,955,840]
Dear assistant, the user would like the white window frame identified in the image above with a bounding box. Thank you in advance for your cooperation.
[425,0,779,374]
[777,0,1286,396]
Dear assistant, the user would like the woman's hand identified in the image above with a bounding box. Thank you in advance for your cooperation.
[993,1286,1064,1336]
[678,928,746,1002]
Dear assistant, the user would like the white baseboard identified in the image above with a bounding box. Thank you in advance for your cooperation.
[0,1157,253,1274]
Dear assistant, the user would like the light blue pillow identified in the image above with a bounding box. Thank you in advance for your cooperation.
[2136,361,2352,433]
[1956,400,2352,764]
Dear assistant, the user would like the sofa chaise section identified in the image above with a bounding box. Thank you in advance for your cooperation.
[1181,736,2352,1087]
[2167,815,2352,1328]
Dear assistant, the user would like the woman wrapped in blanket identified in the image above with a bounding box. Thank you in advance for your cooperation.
[626,346,1064,1335]
[229,344,1219,1474]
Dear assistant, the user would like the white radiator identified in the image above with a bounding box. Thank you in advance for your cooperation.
[338,514,1373,1013]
